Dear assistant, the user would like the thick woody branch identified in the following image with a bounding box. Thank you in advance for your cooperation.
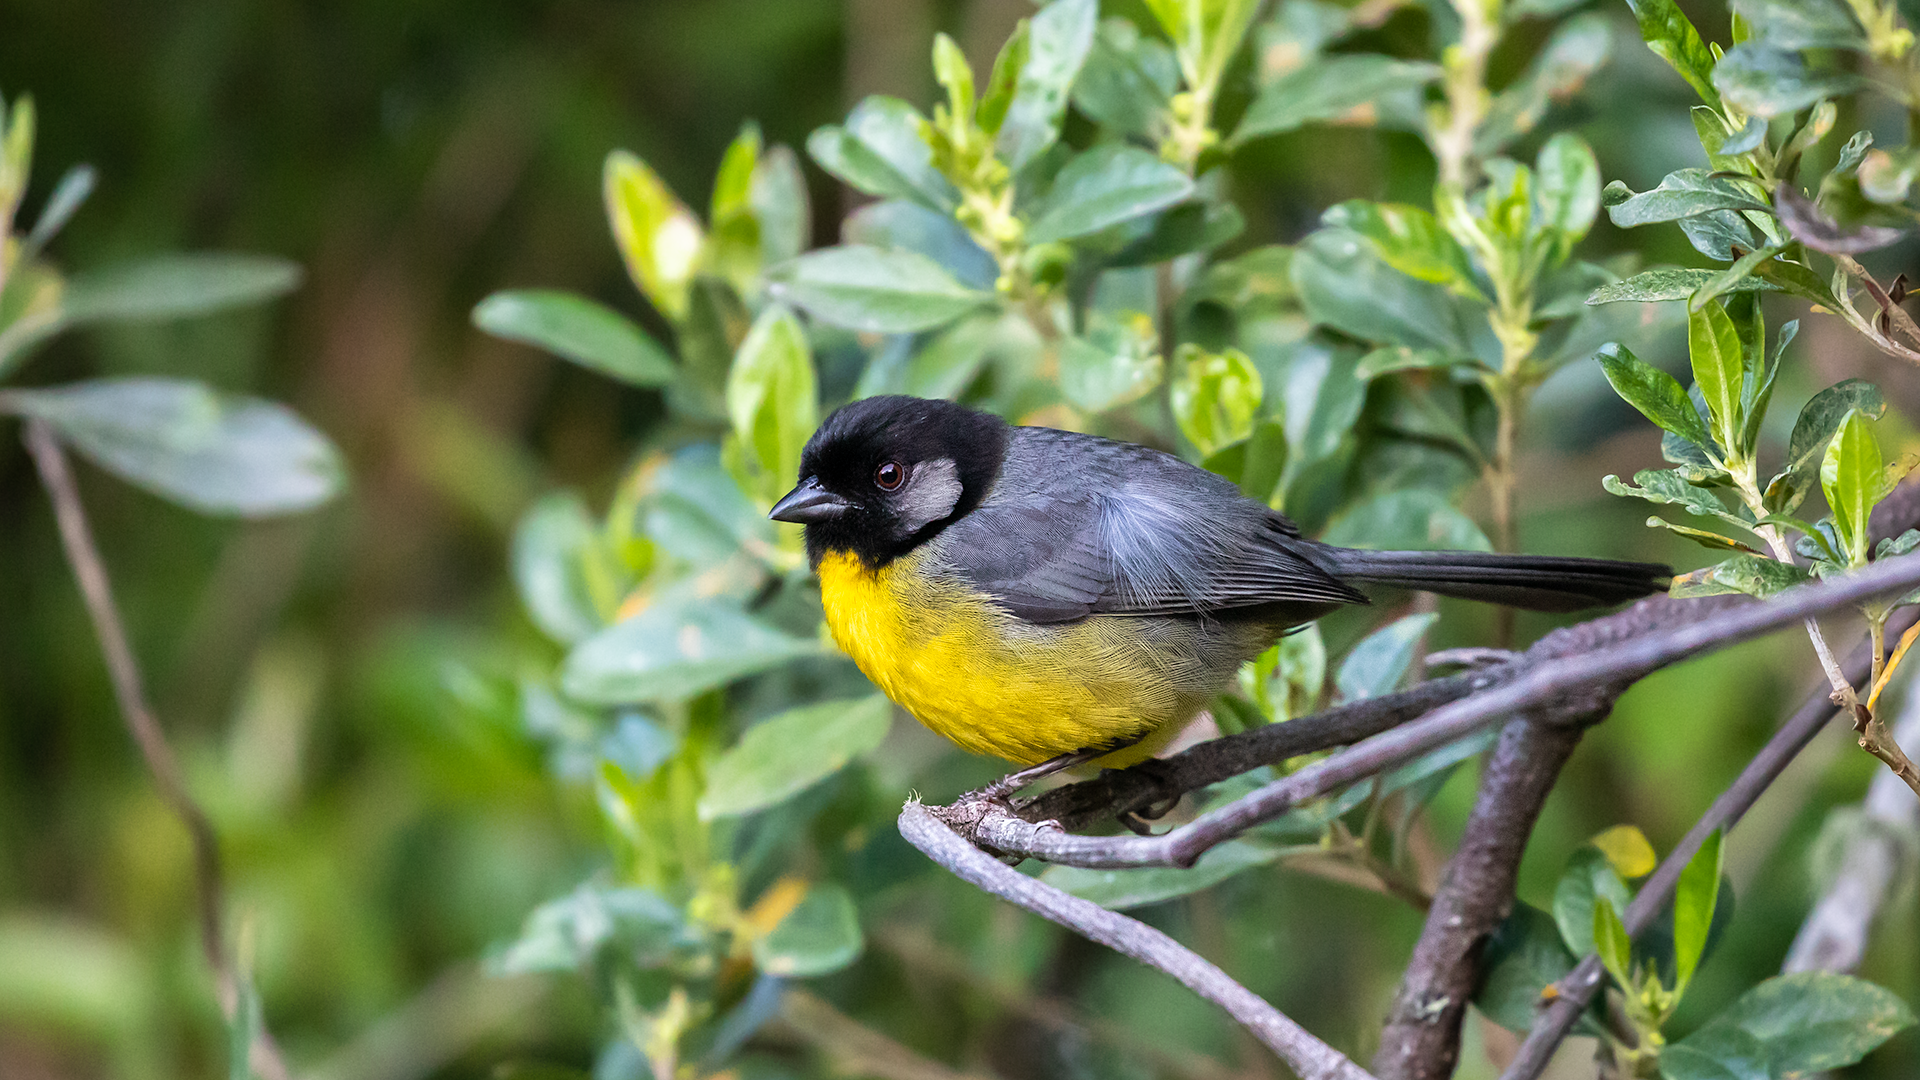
[899,802,1378,1080]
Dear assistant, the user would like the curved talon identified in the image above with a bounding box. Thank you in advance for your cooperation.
[1117,811,1160,836]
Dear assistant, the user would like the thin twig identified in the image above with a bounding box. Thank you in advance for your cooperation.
[22,419,293,1080]
[1496,608,1919,1080]
[899,802,1378,1080]
[954,555,1920,869]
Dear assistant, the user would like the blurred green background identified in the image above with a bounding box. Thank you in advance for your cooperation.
[1,1,1915,1078]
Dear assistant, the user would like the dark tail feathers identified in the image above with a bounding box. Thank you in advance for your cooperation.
[1314,546,1671,613]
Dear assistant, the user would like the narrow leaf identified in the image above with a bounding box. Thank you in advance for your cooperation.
[1597,343,1716,451]
[767,245,993,334]
[474,290,675,387]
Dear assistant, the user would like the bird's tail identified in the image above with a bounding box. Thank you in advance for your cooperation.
[1311,546,1672,613]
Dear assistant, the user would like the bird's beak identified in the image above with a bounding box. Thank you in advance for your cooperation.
[769,476,853,524]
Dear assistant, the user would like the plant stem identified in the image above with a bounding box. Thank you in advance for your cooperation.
[22,419,293,1080]
[1433,0,1499,191]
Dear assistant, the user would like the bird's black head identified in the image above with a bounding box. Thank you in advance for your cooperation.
[770,395,1010,568]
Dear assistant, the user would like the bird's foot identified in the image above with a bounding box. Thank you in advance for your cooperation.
[1109,757,1184,835]
[1423,646,1522,674]
[930,750,1098,861]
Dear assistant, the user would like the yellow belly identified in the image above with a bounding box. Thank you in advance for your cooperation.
[815,549,1223,765]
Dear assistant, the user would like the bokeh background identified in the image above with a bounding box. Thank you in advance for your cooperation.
[1,1,1915,1078]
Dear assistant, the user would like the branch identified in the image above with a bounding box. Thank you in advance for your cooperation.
[1496,606,1920,1080]
[899,801,1378,1080]
[22,419,293,1080]
[953,553,1920,869]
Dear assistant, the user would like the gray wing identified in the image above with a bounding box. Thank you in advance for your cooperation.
[934,427,1366,623]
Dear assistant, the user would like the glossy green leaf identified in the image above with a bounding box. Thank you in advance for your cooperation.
[1730,0,1868,50]
[1645,517,1755,553]
[1587,268,1776,305]
[1712,44,1871,119]
[1688,242,1788,313]
[1822,409,1881,565]
[604,150,704,322]
[1597,343,1716,451]
[1605,170,1772,228]
[1322,488,1491,553]
[1661,1030,1770,1080]
[1770,379,1885,512]
[1592,896,1634,989]
[1107,200,1245,268]
[1534,133,1601,262]
[1553,846,1632,958]
[700,696,893,818]
[1688,299,1745,453]
[1604,471,1740,529]
[996,0,1097,170]
[473,290,675,387]
[1336,612,1437,702]
[753,884,863,977]
[1171,345,1261,457]
[1668,554,1812,598]
[725,304,818,501]
[807,97,959,214]
[561,594,817,705]
[1477,903,1581,1035]
[767,245,992,334]
[1232,55,1439,143]
[512,492,606,645]
[1321,200,1482,299]
[1672,828,1723,996]
[1042,840,1278,910]
[1699,972,1916,1074]
[1291,229,1478,354]
[1026,144,1194,244]
[843,198,998,289]
[4,377,346,517]
[1624,0,1719,101]
[1073,18,1179,139]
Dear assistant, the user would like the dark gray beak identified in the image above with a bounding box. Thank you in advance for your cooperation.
[769,476,853,524]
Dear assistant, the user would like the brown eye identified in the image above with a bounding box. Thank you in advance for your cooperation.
[874,461,905,490]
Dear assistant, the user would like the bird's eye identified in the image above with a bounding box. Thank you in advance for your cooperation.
[874,461,905,491]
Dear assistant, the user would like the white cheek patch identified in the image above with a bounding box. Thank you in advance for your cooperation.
[892,457,964,533]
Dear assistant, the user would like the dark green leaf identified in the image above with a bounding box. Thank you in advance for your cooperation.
[753,883,863,977]
[4,377,345,517]
[1476,903,1581,1035]
[1662,1025,1771,1080]
[561,592,818,705]
[1587,269,1777,304]
[1597,342,1717,450]
[1681,209,1770,263]
[1624,0,1720,101]
[1688,242,1788,312]
[1704,972,1916,1074]
[1605,170,1772,228]
[1232,55,1440,143]
[1106,200,1245,267]
[1593,896,1633,988]
[473,290,675,387]
[1668,553,1811,598]
[768,245,993,333]
[1290,229,1481,354]
[1321,489,1491,553]
[700,696,893,818]
[807,97,959,213]
[1042,840,1279,910]
[1072,17,1178,140]
[1336,613,1438,702]
[996,0,1097,171]
[1604,468,1738,522]
[1026,144,1195,244]
[1713,44,1871,119]
[1673,828,1723,995]
[1553,847,1632,958]
[1730,0,1867,50]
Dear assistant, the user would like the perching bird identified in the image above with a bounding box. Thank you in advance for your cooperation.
[770,396,1669,768]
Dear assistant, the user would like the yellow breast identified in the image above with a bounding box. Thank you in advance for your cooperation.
[815,549,1217,765]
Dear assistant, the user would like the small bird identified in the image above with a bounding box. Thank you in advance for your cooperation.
[770,396,1669,770]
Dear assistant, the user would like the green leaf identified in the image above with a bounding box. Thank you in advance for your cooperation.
[1712,44,1871,119]
[1534,133,1601,262]
[1232,55,1439,143]
[1042,840,1279,910]
[1859,147,1920,205]
[1699,972,1916,1074]
[752,144,811,268]
[1592,896,1634,989]
[4,377,346,517]
[1025,144,1195,244]
[1553,846,1632,958]
[1587,268,1777,305]
[226,974,264,1080]
[1605,170,1772,228]
[979,21,1031,136]
[23,163,96,253]
[726,304,818,501]
[807,97,959,214]
[1687,242,1788,313]
[473,290,675,387]
[1681,209,1771,263]
[753,884,863,978]
[1477,903,1581,1035]
[1322,488,1491,553]
[1769,379,1885,512]
[995,0,1097,171]
[561,593,818,705]
[1822,409,1881,565]
[843,198,998,289]
[1596,343,1717,451]
[1730,0,1868,50]
[1073,18,1178,140]
[491,884,686,975]
[1624,0,1720,101]
[512,492,606,645]
[1237,621,1322,722]
[1106,200,1245,267]
[1688,299,1746,453]
[1672,829,1723,997]
[1290,228,1479,354]
[1644,517,1757,553]
[1668,553,1812,598]
[1476,15,1612,157]
[1058,311,1164,413]
[767,245,993,334]
[1170,345,1261,457]
[1354,346,1479,379]
[1336,612,1437,702]
[56,253,301,327]
[604,150,704,322]
[1662,1026,1771,1080]
[700,697,893,818]
[1321,201,1482,299]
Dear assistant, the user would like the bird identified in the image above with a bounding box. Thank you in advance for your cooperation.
[769,395,1670,773]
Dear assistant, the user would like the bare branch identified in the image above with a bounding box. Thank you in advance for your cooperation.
[899,801,1378,1080]
[22,419,293,1080]
[1496,607,1919,1080]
